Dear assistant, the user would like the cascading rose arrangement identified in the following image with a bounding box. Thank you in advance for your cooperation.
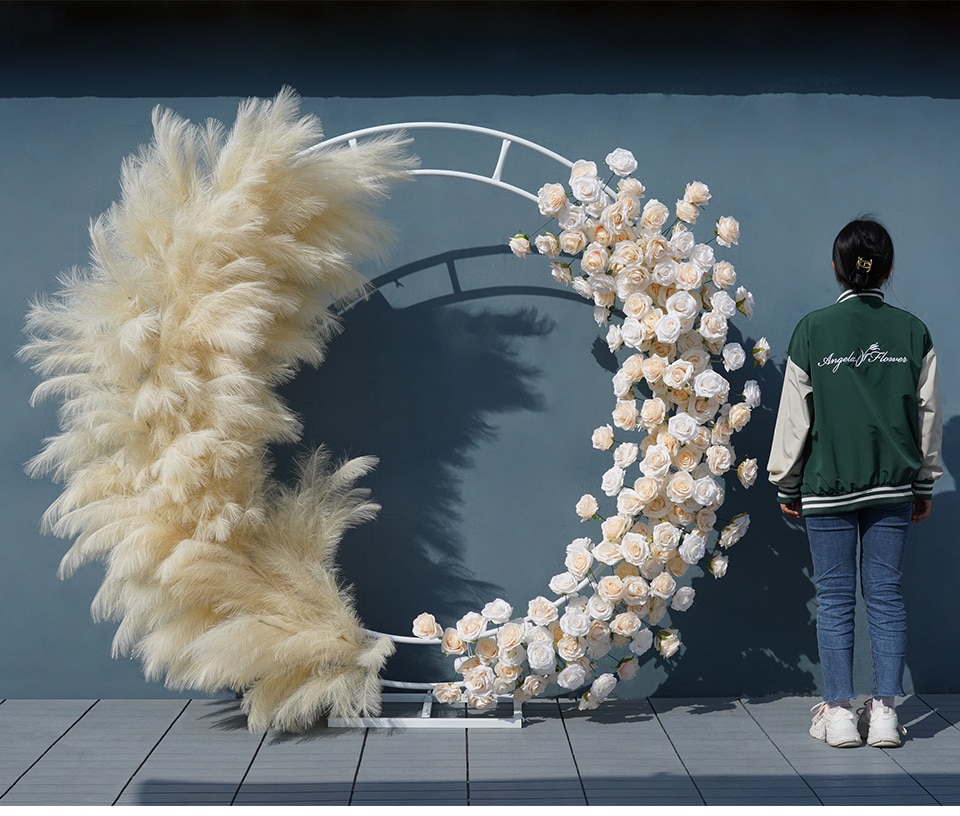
[414,148,770,711]
[20,90,417,732]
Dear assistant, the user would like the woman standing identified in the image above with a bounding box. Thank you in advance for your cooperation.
[767,218,942,748]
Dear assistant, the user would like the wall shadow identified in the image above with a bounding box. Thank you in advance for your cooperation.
[274,290,553,683]
[903,413,960,693]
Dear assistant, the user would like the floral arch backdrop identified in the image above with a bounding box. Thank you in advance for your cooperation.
[21,92,767,730]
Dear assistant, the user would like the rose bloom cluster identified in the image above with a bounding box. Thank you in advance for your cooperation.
[417,149,768,713]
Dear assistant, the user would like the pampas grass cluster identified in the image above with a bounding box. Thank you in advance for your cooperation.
[20,89,416,731]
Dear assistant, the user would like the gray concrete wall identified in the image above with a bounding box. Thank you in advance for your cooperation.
[2,2,958,701]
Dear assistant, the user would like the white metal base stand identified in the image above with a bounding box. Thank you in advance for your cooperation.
[328,692,523,729]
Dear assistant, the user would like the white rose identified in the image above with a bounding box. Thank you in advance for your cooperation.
[616,488,645,517]
[696,508,717,532]
[575,493,599,521]
[720,513,751,548]
[601,465,626,497]
[433,682,463,705]
[693,475,722,507]
[655,313,683,344]
[527,596,559,626]
[721,342,746,372]
[648,597,668,625]
[629,628,654,656]
[743,379,761,408]
[737,458,759,488]
[557,204,587,231]
[497,621,525,650]
[622,575,650,607]
[640,199,670,233]
[671,586,696,612]
[537,182,568,217]
[709,553,729,578]
[612,399,639,431]
[592,424,615,451]
[735,285,754,318]
[711,260,737,288]
[549,571,580,596]
[610,611,642,637]
[639,397,667,430]
[643,496,670,520]
[675,261,704,290]
[620,532,651,566]
[657,628,682,658]
[581,244,610,276]
[597,575,625,603]
[412,612,443,640]
[571,276,593,301]
[752,337,771,366]
[560,606,592,638]
[571,173,603,204]
[706,444,735,475]
[620,317,646,349]
[456,611,486,642]
[652,520,681,550]
[599,517,630,546]
[527,641,557,674]
[520,674,549,700]
[612,369,633,398]
[634,476,660,505]
[676,198,700,225]
[662,359,694,389]
[565,539,594,578]
[589,673,618,704]
[679,531,707,564]
[569,158,598,180]
[622,354,645,383]
[558,635,586,662]
[557,662,588,690]
[481,598,513,624]
[622,293,652,320]
[728,403,752,432]
[666,290,699,320]
[560,230,588,256]
[683,181,711,206]
[587,594,615,621]
[605,147,638,176]
[475,637,499,664]
[650,571,677,599]
[640,444,672,479]
[653,259,679,285]
[716,216,740,247]
[604,326,623,356]
[691,243,715,270]
[551,262,573,285]
[509,234,531,257]
[670,229,696,258]
[711,290,737,319]
[441,627,466,655]
[611,240,643,269]
[667,412,699,443]
[694,369,729,400]
[535,232,561,258]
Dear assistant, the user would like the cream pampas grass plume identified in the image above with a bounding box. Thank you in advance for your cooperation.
[20,89,416,731]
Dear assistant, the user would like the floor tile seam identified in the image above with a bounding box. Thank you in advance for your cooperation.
[736,696,825,805]
[110,699,193,806]
[556,699,594,805]
[646,697,707,805]
[0,698,100,801]
[346,727,369,806]
[228,724,269,806]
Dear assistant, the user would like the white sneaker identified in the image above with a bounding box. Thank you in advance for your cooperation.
[810,702,862,747]
[857,700,906,747]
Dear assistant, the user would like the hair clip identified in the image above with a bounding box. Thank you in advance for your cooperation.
[855,256,873,273]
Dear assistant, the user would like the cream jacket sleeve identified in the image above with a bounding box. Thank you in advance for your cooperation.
[914,346,943,495]
[767,356,813,504]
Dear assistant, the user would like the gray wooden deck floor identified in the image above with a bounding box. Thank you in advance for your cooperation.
[1,694,958,806]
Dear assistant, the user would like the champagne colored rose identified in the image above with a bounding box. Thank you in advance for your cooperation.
[560,229,587,255]
[642,356,668,385]
[537,182,568,216]
[528,596,560,626]
[619,176,646,198]
[612,399,639,431]
[565,540,594,578]
[676,198,700,225]
[611,240,644,269]
[743,379,761,408]
[650,571,677,600]
[711,418,733,445]
[496,661,523,682]
[728,403,752,432]
[667,502,695,528]
[597,575,625,602]
[535,232,561,258]
[644,495,670,520]
[706,444,735,475]
[640,444,672,479]
[639,397,666,430]
[634,476,661,504]
[620,532,650,566]
[481,598,514,624]
[598,519,629,548]
[575,493,599,520]
[640,199,670,233]
[621,355,645,384]
[675,261,704,290]
[569,158,598,180]
[433,683,463,705]
[698,311,728,344]
[622,575,650,607]
[616,487,644,517]
[662,359,694,389]
[601,465,626,497]
[666,471,696,504]
[497,621,526,650]
[716,215,740,247]
[558,635,587,662]
[442,627,466,655]
[653,259,679,286]
[580,243,609,275]
[521,674,549,698]
[645,235,668,264]
[696,508,717,532]
[592,424,615,451]
[712,260,737,288]
[675,445,702,472]
[656,429,681,459]
[737,457,759,488]
[412,612,443,640]
[551,262,573,285]
[667,553,690,577]
[670,587,697,612]
[652,521,681,550]
[456,611,486,642]
[610,611,642,637]
[587,594,615,622]
[600,202,630,234]
[475,637,499,664]
[464,665,496,696]
[549,571,580,596]
[509,234,531,257]
[571,173,603,204]
[683,181,711,206]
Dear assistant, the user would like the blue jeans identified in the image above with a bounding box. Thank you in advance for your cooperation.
[805,503,911,702]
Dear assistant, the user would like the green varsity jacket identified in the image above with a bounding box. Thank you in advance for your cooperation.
[767,288,942,516]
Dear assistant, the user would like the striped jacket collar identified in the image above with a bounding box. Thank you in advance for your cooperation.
[837,288,884,304]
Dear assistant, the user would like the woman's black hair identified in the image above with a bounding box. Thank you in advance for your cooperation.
[832,217,894,291]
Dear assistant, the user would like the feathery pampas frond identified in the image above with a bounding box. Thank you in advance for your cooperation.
[20,89,417,731]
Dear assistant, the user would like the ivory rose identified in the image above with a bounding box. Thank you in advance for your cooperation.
[412,612,443,640]
[592,424,615,450]
[481,598,513,624]
[712,260,737,288]
[676,198,700,224]
[457,611,486,642]
[433,683,463,704]
[576,493,599,520]
[557,662,589,690]
[605,147,638,176]
[614,442,640,469]
[535,232,561,258]
[537,182,567,216]
[528,596,559,626]
[737,457,759,488]
[716,216,740,247]
[565,539,594,578]
[657,628,682,658]
[601,465,626,497]
[441,628,466,655]
[728,403,753,432]
[641,199,670,232]
[549,571,580,595]
[671,586,696,612]
[683,181,711,206]
[612,399,639,431]
[721,342,746,372]
[743,379,761,408]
